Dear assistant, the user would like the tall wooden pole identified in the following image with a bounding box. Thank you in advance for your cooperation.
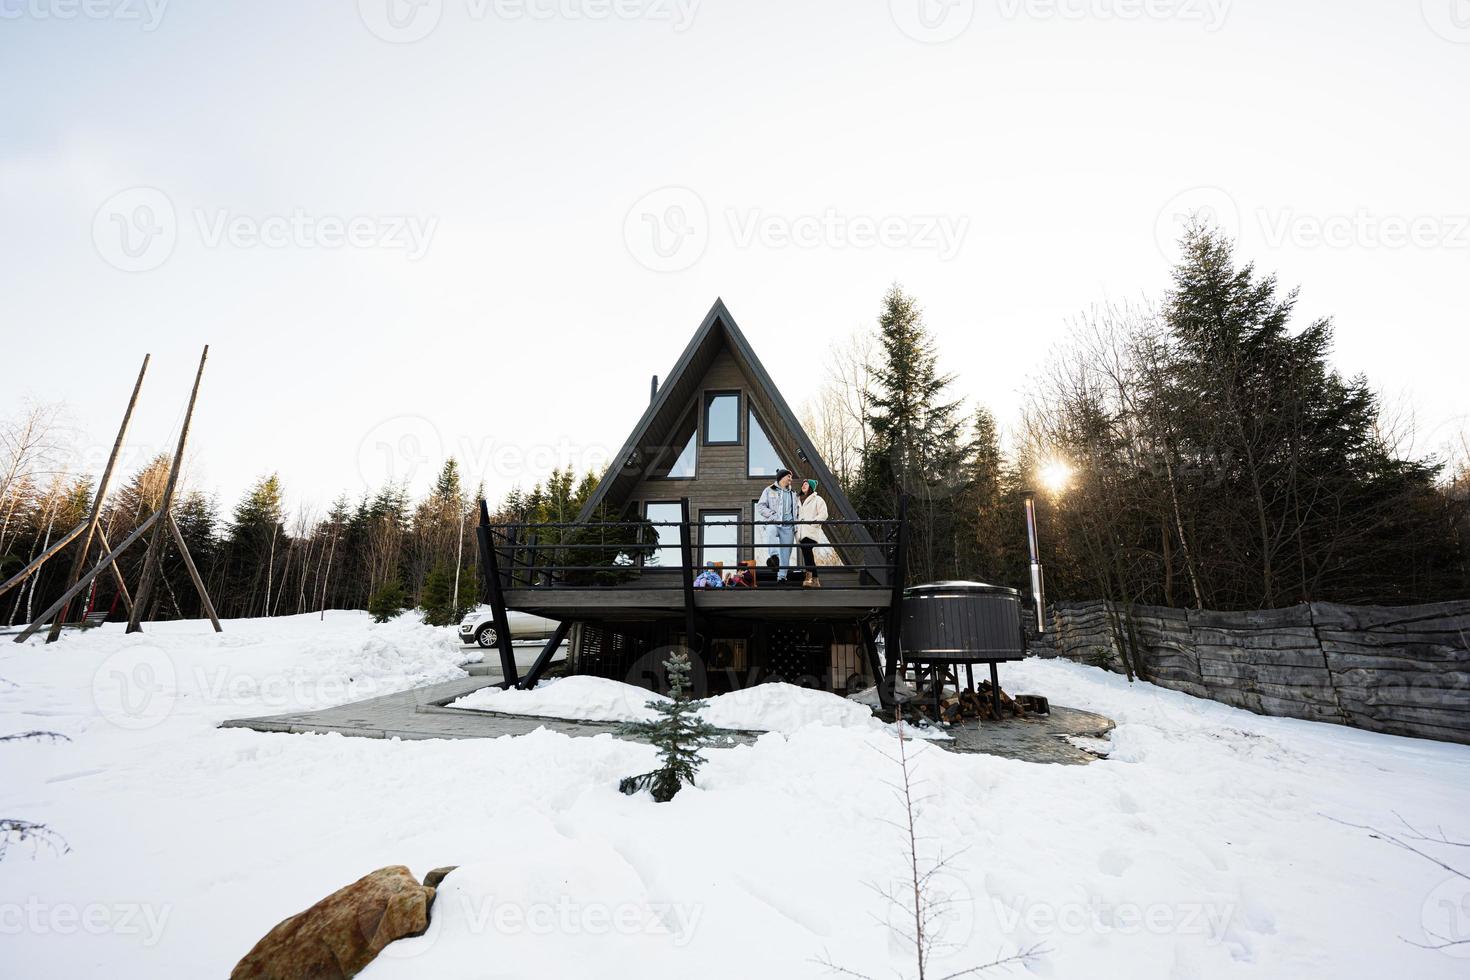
[43,354,149,643]
[167,513,221,631]
[127,346,208,635]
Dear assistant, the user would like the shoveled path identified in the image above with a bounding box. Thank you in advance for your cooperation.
[221,665,1115,764]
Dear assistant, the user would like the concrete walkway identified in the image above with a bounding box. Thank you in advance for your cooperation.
[221,665,1115,764]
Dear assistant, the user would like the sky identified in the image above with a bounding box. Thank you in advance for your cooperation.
[2,0,1467,516]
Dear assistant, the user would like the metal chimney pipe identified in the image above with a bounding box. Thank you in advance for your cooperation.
[650,375,659,403]
[1022,490,1047,633]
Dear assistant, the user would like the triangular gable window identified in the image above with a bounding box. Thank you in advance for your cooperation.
[667,430,696,478]
[748,408,781,478]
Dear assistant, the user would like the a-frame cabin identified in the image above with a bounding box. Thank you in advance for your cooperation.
[477,300,906,696]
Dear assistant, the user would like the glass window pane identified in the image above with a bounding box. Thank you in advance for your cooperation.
[701,512,740,567]
[705,393,739,443]
[748,409,781,477]
[644,502,682,568]
[666,430,696,478]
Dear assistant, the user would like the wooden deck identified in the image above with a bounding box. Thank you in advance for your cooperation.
[503,583,893,621]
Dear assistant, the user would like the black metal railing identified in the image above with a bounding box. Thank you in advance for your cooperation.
[482,513,901,591]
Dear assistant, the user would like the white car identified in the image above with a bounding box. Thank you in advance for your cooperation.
[457,606,561,648]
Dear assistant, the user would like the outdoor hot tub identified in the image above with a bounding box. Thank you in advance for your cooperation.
[899,580,1027,715]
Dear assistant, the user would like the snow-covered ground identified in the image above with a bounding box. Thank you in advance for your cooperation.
[450,675,891,735]
[3,613,1468,979]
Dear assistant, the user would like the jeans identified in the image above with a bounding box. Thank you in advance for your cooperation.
[764,524,795,579]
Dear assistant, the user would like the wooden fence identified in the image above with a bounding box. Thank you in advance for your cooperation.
[1029,599,1470,745]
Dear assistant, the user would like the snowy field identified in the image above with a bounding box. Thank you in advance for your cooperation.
[3,613,1469,979]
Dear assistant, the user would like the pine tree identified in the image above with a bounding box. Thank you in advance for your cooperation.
[419,561,458,626]
[857,285,968,582]
[618,651,717,803]
[367,580,404,623]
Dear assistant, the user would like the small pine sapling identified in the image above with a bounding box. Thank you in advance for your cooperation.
[619,650,717,803]
[367,581,405,623]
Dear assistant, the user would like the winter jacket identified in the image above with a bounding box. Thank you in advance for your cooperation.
[756,483,797,530]
[796,492,829,544]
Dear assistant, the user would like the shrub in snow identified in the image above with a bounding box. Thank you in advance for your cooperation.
[618,651,717,803]
[367,581,405,623]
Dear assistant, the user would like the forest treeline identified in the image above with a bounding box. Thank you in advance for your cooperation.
[1,225,1466,628]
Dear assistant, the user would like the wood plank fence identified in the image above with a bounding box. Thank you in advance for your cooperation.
[1029,599,1470,745]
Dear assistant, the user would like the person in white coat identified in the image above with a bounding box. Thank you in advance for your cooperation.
[795,478,829,588]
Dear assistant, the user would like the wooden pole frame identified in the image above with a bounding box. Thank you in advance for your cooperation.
[14,511,160,643]
[127,346,210,635]
[42,354,149,642]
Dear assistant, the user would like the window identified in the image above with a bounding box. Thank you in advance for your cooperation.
[650,412,697,479]
[644,502,682,568]
[700,510,740,567]
[747,408,781,477]
[666,431,696,478]
[703,392,740,445]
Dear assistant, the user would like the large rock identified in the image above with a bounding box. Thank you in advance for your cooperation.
[231,865,435,980]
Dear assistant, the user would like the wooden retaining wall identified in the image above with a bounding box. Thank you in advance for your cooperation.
[1030,599,1470,745]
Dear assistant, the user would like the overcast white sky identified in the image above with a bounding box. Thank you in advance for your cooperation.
[2,0,1467,515]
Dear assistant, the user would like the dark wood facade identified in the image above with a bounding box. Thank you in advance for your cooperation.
[481,300,902,699]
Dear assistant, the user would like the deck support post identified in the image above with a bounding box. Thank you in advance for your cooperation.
[477,498,519,686]
[518,620,570,690]
[678,497,699,661]
[860,618,893,709]
[881,493,910,701]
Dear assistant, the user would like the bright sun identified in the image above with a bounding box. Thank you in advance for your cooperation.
[1038,459,1073,495]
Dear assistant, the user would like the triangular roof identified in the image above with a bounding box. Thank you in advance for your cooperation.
[577,300,879,571]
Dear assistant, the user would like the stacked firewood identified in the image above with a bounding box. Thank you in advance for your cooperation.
[938,683,1026,724]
